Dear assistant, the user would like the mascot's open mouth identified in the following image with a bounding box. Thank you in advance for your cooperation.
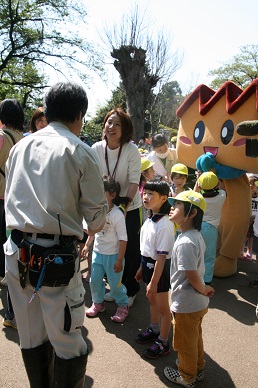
[204,147,218,157]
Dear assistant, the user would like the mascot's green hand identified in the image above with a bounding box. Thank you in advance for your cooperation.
[196,152,246,179]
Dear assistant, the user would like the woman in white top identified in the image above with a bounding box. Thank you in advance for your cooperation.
[147,134,178,183]
[92,108,142,307]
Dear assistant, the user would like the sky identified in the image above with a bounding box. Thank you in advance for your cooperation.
[78,0,258,116]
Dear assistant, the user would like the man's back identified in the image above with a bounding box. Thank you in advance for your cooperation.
[5,121,106,239]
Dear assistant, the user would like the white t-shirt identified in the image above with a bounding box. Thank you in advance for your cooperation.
[94,205,127,255]
[140,214,175,260]
[170,229,209,313]
[92,140,142,211]
[202,190,226,228]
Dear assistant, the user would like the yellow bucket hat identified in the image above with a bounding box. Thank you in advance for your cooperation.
[198,172,219,190]
[168,190,206,213]
[141,157,155,172]
[171,163,188,175]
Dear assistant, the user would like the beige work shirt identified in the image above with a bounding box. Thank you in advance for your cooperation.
[5,122,107,239]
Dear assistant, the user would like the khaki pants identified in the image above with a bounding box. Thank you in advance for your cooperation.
[172,308,208,382]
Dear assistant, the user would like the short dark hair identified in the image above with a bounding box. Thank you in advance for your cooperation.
[103,108,133,144]
[143,179,171,215]
[44,82,88,123]
[0,99,24,131]
[152,134,168,149]
[182,201,203,231]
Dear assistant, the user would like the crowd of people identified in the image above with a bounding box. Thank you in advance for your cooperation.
[0,81,257,387]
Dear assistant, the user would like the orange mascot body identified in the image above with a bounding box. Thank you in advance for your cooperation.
[176,79,258,277]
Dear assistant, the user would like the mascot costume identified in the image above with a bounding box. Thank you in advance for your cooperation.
[176,78,258,277]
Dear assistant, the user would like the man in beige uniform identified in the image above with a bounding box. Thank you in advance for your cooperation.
[4,82,107,388]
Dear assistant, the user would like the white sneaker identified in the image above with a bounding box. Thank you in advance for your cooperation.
[104,292,115,302]
[128,295,136,307]
[0,277,7,286]
[256,305,258,319]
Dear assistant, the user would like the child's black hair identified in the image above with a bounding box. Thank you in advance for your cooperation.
[200,187,219,198]
[143,179,171,215]
[103,176,131,207]
[171,172,188,180]
[182,201,203,231]
[103,176,120,197]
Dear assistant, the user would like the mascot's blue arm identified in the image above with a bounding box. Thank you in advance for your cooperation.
[196,153,246,179]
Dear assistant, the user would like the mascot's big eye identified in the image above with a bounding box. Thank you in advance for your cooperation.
[194,121,205,144]
[221,120,234,145]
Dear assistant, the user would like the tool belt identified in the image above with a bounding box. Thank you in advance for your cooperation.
[11,230,77,289]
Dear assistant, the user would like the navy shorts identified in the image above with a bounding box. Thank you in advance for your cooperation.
[141,255,171,292]
[253,235,258,254]
[77,232,88,244]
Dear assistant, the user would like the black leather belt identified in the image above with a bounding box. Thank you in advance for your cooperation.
[11,229,76,247]
[26,232,55,240]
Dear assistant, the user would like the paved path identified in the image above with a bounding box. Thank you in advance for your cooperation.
[0,257,257,387]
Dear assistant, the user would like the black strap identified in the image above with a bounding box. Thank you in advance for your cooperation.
[3,129,16,146]
[0,129,16,177]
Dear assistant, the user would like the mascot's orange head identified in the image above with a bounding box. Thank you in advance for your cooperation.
[176,79,258,173]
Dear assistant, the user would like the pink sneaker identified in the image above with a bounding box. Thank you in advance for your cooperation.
[86,302,105,317]
[111,306,129,323]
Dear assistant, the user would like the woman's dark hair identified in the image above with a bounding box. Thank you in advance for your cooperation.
[152,134,168,149]
[143,179,171,215]
[44,82,88,123]
[0,99,24,131]
[30,107,45,133]
[182,201,203,231]
[103,108,133,144]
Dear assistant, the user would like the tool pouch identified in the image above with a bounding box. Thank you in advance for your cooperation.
[29,244,77,288]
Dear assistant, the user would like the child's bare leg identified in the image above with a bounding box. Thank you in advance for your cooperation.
[246,237,253,257]
[155,292,171,340]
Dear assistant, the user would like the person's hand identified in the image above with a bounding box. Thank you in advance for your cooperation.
[203,285,215,297]
[164,172,170,183]
[135,267,143,282]
[114,260,123,273]
[146,281,157,302]
[81,245,89,259]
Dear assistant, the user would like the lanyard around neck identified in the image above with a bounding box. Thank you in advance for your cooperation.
[105,143,122,179]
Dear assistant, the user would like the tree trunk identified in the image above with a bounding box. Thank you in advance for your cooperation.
[111,46,159,143]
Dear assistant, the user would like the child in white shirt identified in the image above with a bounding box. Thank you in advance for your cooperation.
[84,176,128,323]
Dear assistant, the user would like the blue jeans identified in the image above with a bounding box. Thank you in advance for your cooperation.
[90,251,128,307]
[201,222,218,283]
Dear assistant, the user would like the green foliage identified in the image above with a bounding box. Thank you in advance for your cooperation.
[0,0,102,118]
[209,44,258,89]
[82,84,127,144]
[150,81,183,132]
[158,124,178,138]
[82,122,103,144]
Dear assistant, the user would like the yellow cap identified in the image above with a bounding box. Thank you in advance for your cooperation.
[198,172,219,190]
[171,136,177,143]
[171,163,188,175]
[141,157,154,172]
[168,190,206,213]
[255,181,258,188]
